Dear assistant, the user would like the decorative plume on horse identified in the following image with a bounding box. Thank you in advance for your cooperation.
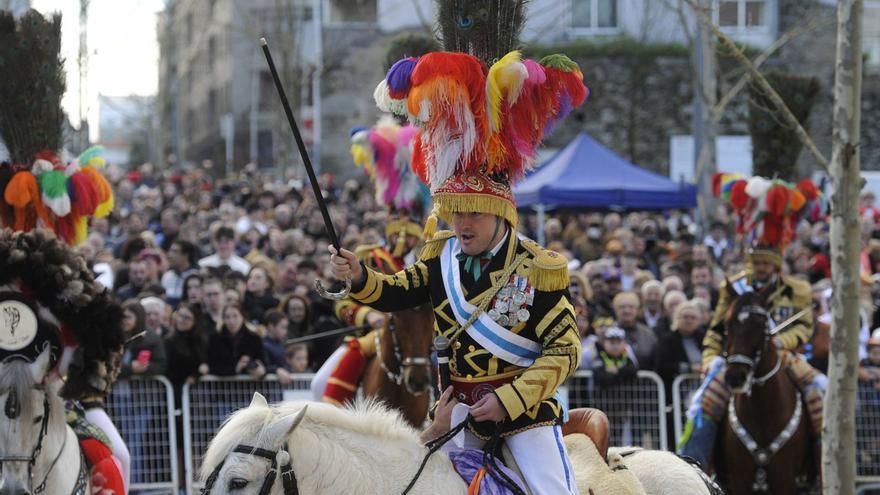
[0,10,126,494]
[0,230,127,495]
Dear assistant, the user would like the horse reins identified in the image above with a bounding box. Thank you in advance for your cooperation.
[401,416,525,495]
[201,444,299,495]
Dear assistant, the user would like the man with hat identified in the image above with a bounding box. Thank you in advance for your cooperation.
[312,118,432,405]
[330,47,588,494]
[678,175,827,471]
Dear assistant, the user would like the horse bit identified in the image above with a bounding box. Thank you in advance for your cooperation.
[201,444,298,495]
[375,316,431,389]
[0,387,87,495]
[725,304,802,492]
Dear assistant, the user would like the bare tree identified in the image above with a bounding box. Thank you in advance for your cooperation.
[825,0,864,492]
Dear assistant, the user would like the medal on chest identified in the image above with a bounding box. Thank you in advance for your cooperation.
[487,275,534,328]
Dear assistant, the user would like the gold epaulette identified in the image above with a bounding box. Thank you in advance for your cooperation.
[419,230,455,261]
[354,244,384,263]
[520,238,569,291]
[782,274,811,295]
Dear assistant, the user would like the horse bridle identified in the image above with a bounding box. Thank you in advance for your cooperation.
[725,304,786,389]
[375,317,431,388]
[201,444,299,495]
[0,387,83,495]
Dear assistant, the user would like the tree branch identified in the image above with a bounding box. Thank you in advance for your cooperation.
[684,0,830,173]
[712,16,831,121]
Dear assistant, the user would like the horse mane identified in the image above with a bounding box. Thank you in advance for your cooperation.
[201,398,422,481]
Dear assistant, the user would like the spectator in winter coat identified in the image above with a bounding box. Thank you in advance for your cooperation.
[119,300,167,378]
[205,303,266,378]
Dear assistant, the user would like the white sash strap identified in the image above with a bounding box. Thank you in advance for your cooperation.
[439,237,541,367]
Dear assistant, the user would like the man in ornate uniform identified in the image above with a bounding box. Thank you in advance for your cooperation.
[330,45,588,494]
[312,118,431,404]
[678,175,827,471]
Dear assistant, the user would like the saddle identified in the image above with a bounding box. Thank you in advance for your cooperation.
[562,408,610,460]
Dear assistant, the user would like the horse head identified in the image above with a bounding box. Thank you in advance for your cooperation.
[389,304,435,396]
[201,393,308,495]
[723,287,773,394]
[0,348,54,495]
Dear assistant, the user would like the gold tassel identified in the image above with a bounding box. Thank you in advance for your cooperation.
[528,264,570,292]
[423,203,441,240]
[520,238,570,291]
[419,230,454,261]
[434,192,518,228]
[392,224,407,258]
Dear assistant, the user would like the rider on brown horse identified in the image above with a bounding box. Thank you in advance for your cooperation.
[678,175,827,472]
[311,118,429,406]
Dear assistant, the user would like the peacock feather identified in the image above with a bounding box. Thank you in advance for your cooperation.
[435,0,527,65]
[0,10,66,165]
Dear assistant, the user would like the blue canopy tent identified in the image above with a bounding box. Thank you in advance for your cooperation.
[513,133,697,245]
[515,132,697,208]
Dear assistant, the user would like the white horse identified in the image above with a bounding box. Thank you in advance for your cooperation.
[200,394,717,495]
[0,349,88,495]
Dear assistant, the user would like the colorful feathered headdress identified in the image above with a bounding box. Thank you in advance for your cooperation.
[350,117,431,256]
[713,172,826,266]
[1,146,114,245]
[373,50,587,236]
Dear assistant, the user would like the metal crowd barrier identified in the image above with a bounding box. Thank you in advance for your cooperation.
[182,374,315,495]
[672,373,880,486]
[105,376,178,494]
[566,370,667,450]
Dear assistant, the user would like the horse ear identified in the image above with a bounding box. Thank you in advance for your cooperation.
[28,346,52,384]
[249,392,269,409]
[263,405,309,444]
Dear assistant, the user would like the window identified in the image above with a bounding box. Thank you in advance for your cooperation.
[571,0,618,30]
[328,0,376,24]
[715,0,767,29]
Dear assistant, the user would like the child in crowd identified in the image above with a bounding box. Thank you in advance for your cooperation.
[277,343,311,385]
[262,309,290,373]
[591,326,638,388]
[592,326,640,445]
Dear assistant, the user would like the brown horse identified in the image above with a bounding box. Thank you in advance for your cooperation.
[361,304,435,428]
[715,290,815,494]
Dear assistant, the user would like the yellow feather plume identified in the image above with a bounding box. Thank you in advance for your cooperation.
[486,51,527,132]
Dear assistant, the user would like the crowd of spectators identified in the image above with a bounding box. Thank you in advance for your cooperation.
[76,163,880,455]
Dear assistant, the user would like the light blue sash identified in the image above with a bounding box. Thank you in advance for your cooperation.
[439,237,541,367]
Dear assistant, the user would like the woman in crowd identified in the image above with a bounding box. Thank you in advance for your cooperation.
[243,265,280,324]
[280,293,312,338]
[119,300,167,378]
[163,302,207,488]
[182,273,204,307]
[205,303,266,378]
[164,302,208,402]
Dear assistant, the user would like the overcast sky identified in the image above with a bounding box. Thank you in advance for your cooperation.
[31,0,165,140]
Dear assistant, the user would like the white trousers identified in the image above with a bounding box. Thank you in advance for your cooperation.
[84,406,131,493]
[309,346,347,401]
[449,425,579,495]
